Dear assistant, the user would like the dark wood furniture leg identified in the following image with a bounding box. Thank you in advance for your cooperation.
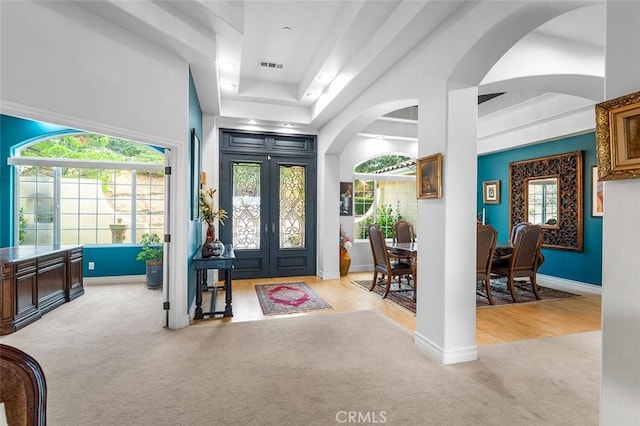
[223,269,233,317]
[194,270,204,320]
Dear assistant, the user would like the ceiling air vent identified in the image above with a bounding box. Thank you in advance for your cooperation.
[259,60,284,70]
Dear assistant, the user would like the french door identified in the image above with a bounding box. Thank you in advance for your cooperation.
[219,153,316,279]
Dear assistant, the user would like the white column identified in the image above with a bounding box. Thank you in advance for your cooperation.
[600,1,640,424]
[317,152,341,279]
[414,83,478,364]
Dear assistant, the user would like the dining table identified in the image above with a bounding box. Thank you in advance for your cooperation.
[386,241,418,301]
[494,241,514,259]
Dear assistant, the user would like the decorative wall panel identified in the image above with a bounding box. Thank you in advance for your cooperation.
[510,151,583,251]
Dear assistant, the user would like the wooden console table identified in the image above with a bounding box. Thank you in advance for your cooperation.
[193,244,235,320]
[0,245,84,335]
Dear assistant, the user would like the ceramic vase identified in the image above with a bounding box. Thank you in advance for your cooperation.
[339,248,351,276]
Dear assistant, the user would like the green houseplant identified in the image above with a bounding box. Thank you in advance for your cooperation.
[136,233,163,289]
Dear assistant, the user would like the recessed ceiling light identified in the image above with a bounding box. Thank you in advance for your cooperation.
[282,26,291,31]
[221,81,236,89]
[248,119,257,125]
[282,123,294,128]
[219,60,236,71]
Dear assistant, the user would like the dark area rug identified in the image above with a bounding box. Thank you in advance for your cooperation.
[351,278,581,313]
[255,282,333,315]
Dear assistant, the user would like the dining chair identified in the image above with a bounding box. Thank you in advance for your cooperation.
[493,221,531,263]
[476,224,498,305]
[0,344,47,426]
[392,220,415,243]
[368,224,414,299]
[492,223,544,302]
[510,221,531,244]
[390,220,415,270]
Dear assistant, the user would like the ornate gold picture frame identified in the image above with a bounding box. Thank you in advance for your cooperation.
[416,153,442,199]
[595,90,640,181]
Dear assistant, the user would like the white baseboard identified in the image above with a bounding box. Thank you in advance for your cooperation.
[414,331,478,365]
[537,274,602,296]
[84,275,145,285]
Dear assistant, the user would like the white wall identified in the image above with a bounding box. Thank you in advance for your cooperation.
[0,1,192,329]
[600,2,640,423]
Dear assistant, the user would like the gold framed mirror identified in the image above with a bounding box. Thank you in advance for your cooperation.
[510,151,583,251]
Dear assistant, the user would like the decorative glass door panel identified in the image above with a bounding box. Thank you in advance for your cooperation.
[279,165,305,249]
[232,162,261,250]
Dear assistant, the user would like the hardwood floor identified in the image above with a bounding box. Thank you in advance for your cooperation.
[199,271,601,346]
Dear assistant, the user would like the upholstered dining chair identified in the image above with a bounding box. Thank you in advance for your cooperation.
[492,223,544,303]
[510,221,531,244]
[392,220,415,243]
[476,224,498,305]
[368,224,414,299]
[493,221,531,263]
[0,344,47,426]
[390,220,415,268]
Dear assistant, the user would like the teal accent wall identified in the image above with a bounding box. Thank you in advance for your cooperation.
[477,132,602,285]
[0,115,75,247]
[1,114,153,278]
[188,67,203,308]
[83,245,146,276]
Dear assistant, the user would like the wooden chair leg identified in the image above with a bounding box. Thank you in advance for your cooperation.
[530,275,541,300]
[369,271,379,291]
[507,276,518,302]
[382,275,393,298]
[484,276,495,305]
[412,274,416,302]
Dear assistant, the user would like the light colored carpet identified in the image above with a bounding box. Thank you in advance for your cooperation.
[0,282,600,425]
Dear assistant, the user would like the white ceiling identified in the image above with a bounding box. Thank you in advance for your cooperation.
[72,1,605,145]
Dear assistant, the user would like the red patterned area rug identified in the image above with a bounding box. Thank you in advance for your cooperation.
[351,278,581,314]
[255,282,333,316]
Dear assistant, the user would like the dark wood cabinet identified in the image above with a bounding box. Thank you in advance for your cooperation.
[67,247,84,301]
[0,245,84,335]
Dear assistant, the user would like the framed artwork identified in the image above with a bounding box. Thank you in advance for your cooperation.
[482,180,500,204]
[339,181,353,216]
[595,90,640,181]
[416,153,442,199]
[592,166,604,217]
[191,129,201,220]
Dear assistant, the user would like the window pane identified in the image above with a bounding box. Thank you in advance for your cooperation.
[18,166,54,245]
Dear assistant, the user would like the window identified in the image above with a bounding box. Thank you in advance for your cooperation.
[353,155,417,240]
[11,134,164,246]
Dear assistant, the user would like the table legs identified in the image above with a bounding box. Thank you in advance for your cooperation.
[194,269,205,320]
[223,269,233,317]
[194,268,233,320]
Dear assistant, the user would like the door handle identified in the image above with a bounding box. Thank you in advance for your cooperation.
[272,223,276,233]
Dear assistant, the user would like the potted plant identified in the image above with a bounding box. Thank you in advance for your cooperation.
[136,232,163,289]
[199,187,228,257]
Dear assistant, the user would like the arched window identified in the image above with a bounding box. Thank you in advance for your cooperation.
[11,134,164,245]
[353,155,417,239]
